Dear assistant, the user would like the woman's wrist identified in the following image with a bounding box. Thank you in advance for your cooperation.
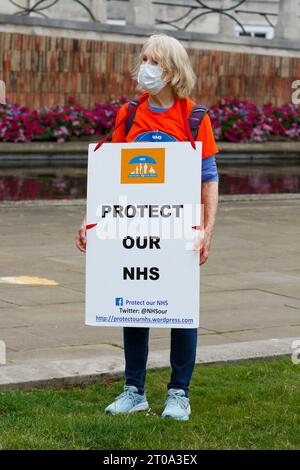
[204,224,214,235]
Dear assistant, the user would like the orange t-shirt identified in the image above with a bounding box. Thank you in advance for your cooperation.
[112,93,219,159]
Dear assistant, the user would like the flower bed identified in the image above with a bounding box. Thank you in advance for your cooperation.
[0,97,299,143]
[210,98,300,143]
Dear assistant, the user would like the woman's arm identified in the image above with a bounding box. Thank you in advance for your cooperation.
[200,181,219,265]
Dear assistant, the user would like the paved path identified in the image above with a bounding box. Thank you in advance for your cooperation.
[0,197,299,371]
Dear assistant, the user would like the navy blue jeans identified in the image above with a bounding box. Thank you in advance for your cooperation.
[123,327,198,397]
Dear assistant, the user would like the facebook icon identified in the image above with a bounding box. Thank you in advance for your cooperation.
[115,297,123,306]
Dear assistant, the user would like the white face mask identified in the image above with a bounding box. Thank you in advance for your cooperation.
[137,63,166,95]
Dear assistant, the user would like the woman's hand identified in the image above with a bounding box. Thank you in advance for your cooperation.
[76,216,87,253]
[199,229,213,265]
[193,228,213,265]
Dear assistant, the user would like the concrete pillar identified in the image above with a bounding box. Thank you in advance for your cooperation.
[90,0,107,23]
[274,0,300,40]
[126,0,154,27]
[219,0,235,36]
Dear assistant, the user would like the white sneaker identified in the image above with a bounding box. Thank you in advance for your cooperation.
[161,388,191,421]
[105,385,149,415]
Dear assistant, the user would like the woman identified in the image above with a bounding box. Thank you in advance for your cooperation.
[76,33,219,421]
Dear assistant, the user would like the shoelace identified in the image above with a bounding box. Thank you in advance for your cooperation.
[116,389,139,404]
[166,391,189,410]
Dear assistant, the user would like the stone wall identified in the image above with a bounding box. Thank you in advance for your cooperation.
[1,30,299,109]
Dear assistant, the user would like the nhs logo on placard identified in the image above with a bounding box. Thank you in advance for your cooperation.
[128,155,158,178]
[121,147,165,184]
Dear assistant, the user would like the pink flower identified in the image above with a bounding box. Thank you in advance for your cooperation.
[0,97,299,144]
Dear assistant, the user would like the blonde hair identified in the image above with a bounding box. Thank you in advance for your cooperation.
[131,34,196,99]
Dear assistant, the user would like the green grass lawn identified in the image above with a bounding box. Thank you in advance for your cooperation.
[0,358,300,450]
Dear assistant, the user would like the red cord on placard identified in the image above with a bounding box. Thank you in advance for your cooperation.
[86,223,97,231]
[93,94,196,152]
[87,224,201,232]
[93,94,149,152]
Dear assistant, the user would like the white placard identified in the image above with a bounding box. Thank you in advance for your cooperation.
[85,142,202,328]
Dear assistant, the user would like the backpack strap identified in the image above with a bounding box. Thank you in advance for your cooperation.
[188,104,209,140]
[125,100,138,136]
[124,100,209,140]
